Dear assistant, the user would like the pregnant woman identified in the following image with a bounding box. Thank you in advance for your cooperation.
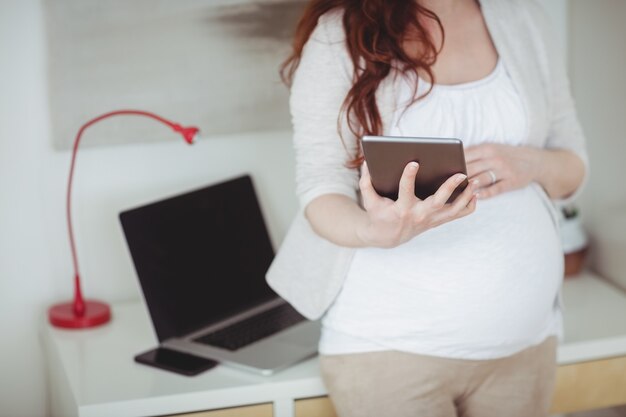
[267,0,589,416]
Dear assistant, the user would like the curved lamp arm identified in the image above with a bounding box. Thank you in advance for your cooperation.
[50,109,199,328]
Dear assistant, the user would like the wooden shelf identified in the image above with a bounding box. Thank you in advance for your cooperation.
[171,403,272,417]
[551,355,626,414]
[294,397,337,417]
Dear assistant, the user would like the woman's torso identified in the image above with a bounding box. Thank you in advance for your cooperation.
[319,58,564,359]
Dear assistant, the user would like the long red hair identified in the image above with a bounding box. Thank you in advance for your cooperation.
[280,0,443,167]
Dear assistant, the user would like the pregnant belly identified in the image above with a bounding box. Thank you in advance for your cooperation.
[324,185,564,344]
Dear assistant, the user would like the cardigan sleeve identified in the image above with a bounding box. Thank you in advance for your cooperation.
[529,0,590,206]
[289,12,360,210]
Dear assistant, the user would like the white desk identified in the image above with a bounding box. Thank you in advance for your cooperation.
[42,271,626,417]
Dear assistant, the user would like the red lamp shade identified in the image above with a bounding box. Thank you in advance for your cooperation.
[48,110,199,329]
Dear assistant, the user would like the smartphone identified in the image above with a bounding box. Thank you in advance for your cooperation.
[362,135,468,202]
[134,347,219,376]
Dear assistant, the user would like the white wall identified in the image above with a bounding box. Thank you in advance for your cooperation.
[0,1,298,416]
[569,0,626,217]
[568,0,626,288]
[0,2,55,416]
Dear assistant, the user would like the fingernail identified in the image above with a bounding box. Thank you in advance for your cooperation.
[456,174,467,183]
[409,162,418,171]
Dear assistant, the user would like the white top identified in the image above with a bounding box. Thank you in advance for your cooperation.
[319,59,565,359]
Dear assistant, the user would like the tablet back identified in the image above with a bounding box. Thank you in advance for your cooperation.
[362,135,468,202]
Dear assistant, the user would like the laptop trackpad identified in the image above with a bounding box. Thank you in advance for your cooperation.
[273,321,321,348]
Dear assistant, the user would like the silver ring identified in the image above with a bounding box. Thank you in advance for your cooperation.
[488,170,497,185]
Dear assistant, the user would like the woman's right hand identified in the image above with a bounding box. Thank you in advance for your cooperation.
[356,161,478,248]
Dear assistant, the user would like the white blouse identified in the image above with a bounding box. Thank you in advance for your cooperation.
[319,59,564,359]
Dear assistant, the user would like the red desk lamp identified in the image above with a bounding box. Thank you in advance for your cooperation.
[48,110,199,329]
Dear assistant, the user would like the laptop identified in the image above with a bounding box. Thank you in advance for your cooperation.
[119,174,320,375]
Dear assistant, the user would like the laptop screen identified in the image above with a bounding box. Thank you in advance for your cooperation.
[120,175,277,342]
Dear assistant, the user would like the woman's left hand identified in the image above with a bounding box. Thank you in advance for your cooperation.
[465,143,541,199]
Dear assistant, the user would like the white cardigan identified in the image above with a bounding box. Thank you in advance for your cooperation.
[266,0,589,320]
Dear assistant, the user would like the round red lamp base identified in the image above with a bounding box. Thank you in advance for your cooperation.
[49,300,111,329]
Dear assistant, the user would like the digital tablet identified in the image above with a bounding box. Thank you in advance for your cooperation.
[361,135,468,202]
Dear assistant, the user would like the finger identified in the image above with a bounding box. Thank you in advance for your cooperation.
[466,160,493,178]
[469,170,499,190]
[359,162,383,208]
[476,180,509,200]
[465,143,498,163]
[429,173,467,209]
[430,178,477,222]
[396,161,420,209]
[464,145,488,163]
[453,193,478,219]
[457,194,478,218]
[449,178,479,213]
[429,194,477,228]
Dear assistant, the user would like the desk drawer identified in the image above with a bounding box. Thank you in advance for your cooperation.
[169,403,272,417]
[551,356,626,414]
[295,396,337,417]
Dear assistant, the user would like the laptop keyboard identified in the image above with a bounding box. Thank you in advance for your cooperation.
[193,303,306,351]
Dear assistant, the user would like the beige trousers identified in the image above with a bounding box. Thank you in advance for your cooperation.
[319,335,558,417]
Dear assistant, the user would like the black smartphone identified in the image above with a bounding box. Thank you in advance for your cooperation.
[134,347,219,376]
